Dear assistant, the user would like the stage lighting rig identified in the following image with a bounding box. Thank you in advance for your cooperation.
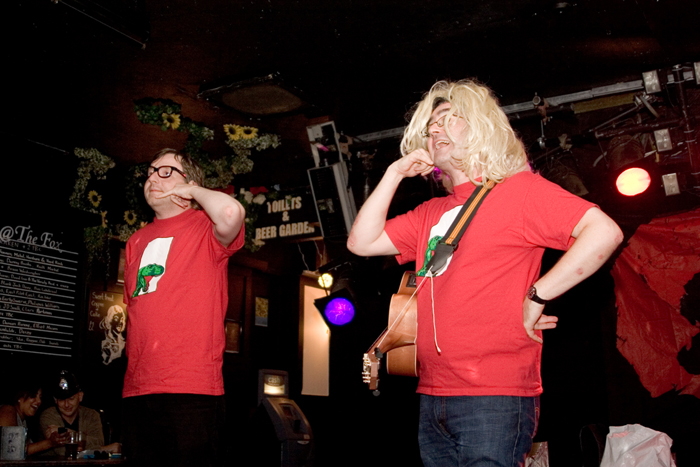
[592,62,700,199]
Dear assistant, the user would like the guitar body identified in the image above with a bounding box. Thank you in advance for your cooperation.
[386,275,418,377]
[362,272,418,392]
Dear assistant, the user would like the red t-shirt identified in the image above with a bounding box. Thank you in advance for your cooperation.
[385,171,594,396]
[122,209,244,397]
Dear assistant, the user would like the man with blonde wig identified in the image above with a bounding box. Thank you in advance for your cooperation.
[348,80,622,467]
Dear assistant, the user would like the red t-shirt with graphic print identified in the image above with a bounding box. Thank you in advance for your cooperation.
[385,170,594,397]
[123,208,244,397]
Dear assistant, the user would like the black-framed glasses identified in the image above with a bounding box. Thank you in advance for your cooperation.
[146,166,188,179]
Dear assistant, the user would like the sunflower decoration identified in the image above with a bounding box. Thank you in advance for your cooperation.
[88,190,102,208]
[70,147,115,214]
[224,124,241,141]
[240,126,258,139]
[123,210,138,226]
[224,123,281,161]
[162,113,181,130]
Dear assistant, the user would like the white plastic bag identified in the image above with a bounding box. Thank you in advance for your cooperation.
[525,441,549,467]
[600,424,676,467]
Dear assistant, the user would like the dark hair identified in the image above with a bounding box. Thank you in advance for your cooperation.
[150,148,205,210]
[432,96,448,111]
[6,377,42,404]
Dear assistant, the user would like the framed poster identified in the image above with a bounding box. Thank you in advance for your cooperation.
[255,297,268,327]
[86,290,127,366]
[225,320,240,353]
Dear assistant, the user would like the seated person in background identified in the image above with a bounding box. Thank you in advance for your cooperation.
[0,376,68,456]
[39,370,105,456]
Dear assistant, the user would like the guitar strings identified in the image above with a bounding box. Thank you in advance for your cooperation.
[376,274,428,350]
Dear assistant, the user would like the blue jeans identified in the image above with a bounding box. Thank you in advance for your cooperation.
[418,395,539,467]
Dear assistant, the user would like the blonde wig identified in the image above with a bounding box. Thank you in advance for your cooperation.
[401,80,530,185]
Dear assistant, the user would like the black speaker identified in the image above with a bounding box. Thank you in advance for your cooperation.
[307,162,357,238]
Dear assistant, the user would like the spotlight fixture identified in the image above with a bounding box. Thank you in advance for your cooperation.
[541,159,588,197]
[611,155,687,200]
[324,296,355,326]
[607,136,655,197]
[314,289,356,326]
[318,273,333,289]
[616,167,652,197]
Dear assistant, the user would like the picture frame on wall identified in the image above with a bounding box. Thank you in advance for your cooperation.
[86,290,128,366]
[255,297,269,327]
[225,320,240,353]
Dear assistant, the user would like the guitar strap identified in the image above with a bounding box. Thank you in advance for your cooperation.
[374,180,496,359]
[423,179,496,276]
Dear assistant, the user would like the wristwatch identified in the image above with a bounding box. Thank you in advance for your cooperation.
[526,285,549,305]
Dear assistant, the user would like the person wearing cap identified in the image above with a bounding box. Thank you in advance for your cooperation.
[38,371,104,457]
[0,376,69,456]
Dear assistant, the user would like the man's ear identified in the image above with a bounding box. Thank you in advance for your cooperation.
[78,392,84,403]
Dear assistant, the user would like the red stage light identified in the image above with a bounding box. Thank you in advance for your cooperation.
[616,167,652,196]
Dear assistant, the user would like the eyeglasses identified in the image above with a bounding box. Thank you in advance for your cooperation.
[421,114,462,138]
[146,166,188,179]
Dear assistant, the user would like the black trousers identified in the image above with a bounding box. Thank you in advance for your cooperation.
[122,393,226,467]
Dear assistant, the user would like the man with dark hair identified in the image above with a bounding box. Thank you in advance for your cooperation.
[348,80,623,467]
[122,148,245,467]
[39,370,104,456]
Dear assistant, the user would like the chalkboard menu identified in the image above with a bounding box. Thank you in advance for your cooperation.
[0,224,80,357]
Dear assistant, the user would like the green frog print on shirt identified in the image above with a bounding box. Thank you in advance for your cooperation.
[132,263,165,297]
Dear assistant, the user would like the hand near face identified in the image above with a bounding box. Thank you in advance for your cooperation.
[156,181,198,209]
[394,149,435,178]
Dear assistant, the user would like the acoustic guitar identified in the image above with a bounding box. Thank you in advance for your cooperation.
[362,271,419,394]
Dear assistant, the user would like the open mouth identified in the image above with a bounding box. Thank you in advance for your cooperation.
[435,140,450,150]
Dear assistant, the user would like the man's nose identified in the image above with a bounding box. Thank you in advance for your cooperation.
[146,172,161,185]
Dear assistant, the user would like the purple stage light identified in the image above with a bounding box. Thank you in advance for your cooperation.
[324,297,355,326]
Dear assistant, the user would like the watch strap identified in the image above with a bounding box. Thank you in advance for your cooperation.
[527,286,549,305]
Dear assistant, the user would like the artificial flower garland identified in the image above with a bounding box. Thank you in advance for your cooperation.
[70,100,285,258]
[69,148,115,214]
[235,186,281,252]
[70,98,288,265]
